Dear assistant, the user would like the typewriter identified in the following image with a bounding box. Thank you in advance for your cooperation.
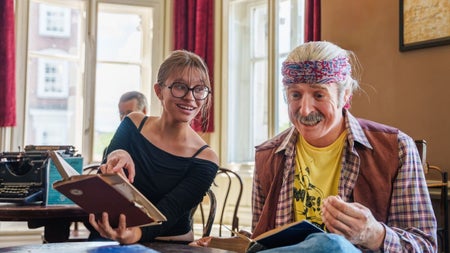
[0,145,76,204]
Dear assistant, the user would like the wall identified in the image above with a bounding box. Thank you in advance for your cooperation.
[322,1,450,170]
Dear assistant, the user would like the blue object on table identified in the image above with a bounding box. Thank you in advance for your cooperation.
[46,156,83,205]
[88,244,160,253]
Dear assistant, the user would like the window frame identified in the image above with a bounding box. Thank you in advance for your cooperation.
[12,0,168,163]
[217,0,304,170]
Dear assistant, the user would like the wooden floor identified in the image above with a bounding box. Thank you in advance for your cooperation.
[0,222,89,248]
[0,222,43,248]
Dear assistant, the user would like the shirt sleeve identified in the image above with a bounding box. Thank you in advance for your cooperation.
[382,132,438,252]
[252,166,265,231]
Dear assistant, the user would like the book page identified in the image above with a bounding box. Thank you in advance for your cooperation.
[208,237,250,253]
[49,151,81,179]
[254,220,324,249]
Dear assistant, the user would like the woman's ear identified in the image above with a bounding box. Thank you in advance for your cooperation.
[154,83,163,100]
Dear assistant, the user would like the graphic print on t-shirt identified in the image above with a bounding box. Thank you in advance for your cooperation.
[293,166,325,230]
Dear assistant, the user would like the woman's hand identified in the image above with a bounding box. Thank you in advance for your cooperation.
[89,212,141,245]
[100,149,135,183]
[322,195,385,250]
[189,236,213,247]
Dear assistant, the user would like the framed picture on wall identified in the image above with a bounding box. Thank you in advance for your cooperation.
[399,0,450,51]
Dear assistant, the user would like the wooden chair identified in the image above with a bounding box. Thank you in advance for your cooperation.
[212,168,244,236]
[190,188,217,238]
[415,140,449,253]
[192,168,244,237]
[82,163,101,175]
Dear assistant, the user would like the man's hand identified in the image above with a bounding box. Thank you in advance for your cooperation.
[100,149,135,183]
[322,195,385,250]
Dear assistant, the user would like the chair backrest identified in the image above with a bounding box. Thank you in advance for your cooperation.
[415,139,449,253]
[83,163,101,174]
[190,168,244,238]
[190,188,217,238]
[212,167,243,236]
[415,139,428,173]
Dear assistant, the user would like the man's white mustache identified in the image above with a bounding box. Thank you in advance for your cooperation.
[297,112,324,125]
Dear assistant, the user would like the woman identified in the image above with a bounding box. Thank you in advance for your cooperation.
[89,50,219,245]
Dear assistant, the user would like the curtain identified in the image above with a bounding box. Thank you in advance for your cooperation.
[0,0,16,127]
[173,0,214,132]
[305,0,321,42]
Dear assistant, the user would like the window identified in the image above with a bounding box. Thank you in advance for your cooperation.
[224,0,304,169]
[92,3,156,161]
[14,0,165,163]
[38,4,71,37]
[37,56,69,98]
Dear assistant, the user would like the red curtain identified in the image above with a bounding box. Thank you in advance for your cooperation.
[0,0,16,127]
[305,0,321,42]
[173,0,214,132]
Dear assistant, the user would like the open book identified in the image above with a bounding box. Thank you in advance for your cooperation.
[208,220,324,253]
[50,151,167,228]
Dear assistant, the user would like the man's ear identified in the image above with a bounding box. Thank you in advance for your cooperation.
[344,88,352,103]
[343,88,352,109]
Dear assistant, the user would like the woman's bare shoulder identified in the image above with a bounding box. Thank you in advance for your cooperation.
[198,146,219,165]
[192,134,218,165]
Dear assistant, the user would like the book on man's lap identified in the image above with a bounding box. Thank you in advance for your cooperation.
[50,151,166,228]
[208,220,324,253]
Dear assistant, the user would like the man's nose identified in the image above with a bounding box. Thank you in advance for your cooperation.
[299,96,315,116]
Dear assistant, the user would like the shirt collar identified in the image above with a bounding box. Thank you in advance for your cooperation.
[345,110,373,150]
[275,126,298,154]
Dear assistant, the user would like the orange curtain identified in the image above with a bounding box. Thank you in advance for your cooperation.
[173,0,214,132]
[0,0,16,127]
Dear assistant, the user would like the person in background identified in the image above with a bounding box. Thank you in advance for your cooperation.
[251,41,437,252]
[88,50,219,245]
[118,91,148,121]
[102,91,149,159]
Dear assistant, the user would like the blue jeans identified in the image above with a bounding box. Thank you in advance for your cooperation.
[258,233,361,253]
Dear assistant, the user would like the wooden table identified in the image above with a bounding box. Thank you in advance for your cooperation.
[0,203,88,243]
[0,241,236,253]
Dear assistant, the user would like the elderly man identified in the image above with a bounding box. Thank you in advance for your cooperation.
[118,91,148,121]
[252,41,437,252]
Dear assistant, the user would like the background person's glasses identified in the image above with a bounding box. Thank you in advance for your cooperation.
[167,82,210,100]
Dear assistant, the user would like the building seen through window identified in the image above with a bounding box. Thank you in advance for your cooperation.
[17,0,162,162]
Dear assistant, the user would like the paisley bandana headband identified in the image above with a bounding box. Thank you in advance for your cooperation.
[282,56,351,85]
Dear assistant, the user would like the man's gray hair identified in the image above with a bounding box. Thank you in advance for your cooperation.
[119,91,148,111]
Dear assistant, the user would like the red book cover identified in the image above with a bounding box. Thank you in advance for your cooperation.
[50,151,166,228]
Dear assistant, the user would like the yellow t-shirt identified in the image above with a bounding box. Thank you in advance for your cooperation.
[293,130,347,229]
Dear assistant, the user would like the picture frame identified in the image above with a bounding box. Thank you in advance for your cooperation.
[399,0,450,51]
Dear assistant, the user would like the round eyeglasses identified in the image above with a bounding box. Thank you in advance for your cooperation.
[167,82,210,100]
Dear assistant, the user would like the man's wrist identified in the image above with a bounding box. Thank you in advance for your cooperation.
[368,222,386,250]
